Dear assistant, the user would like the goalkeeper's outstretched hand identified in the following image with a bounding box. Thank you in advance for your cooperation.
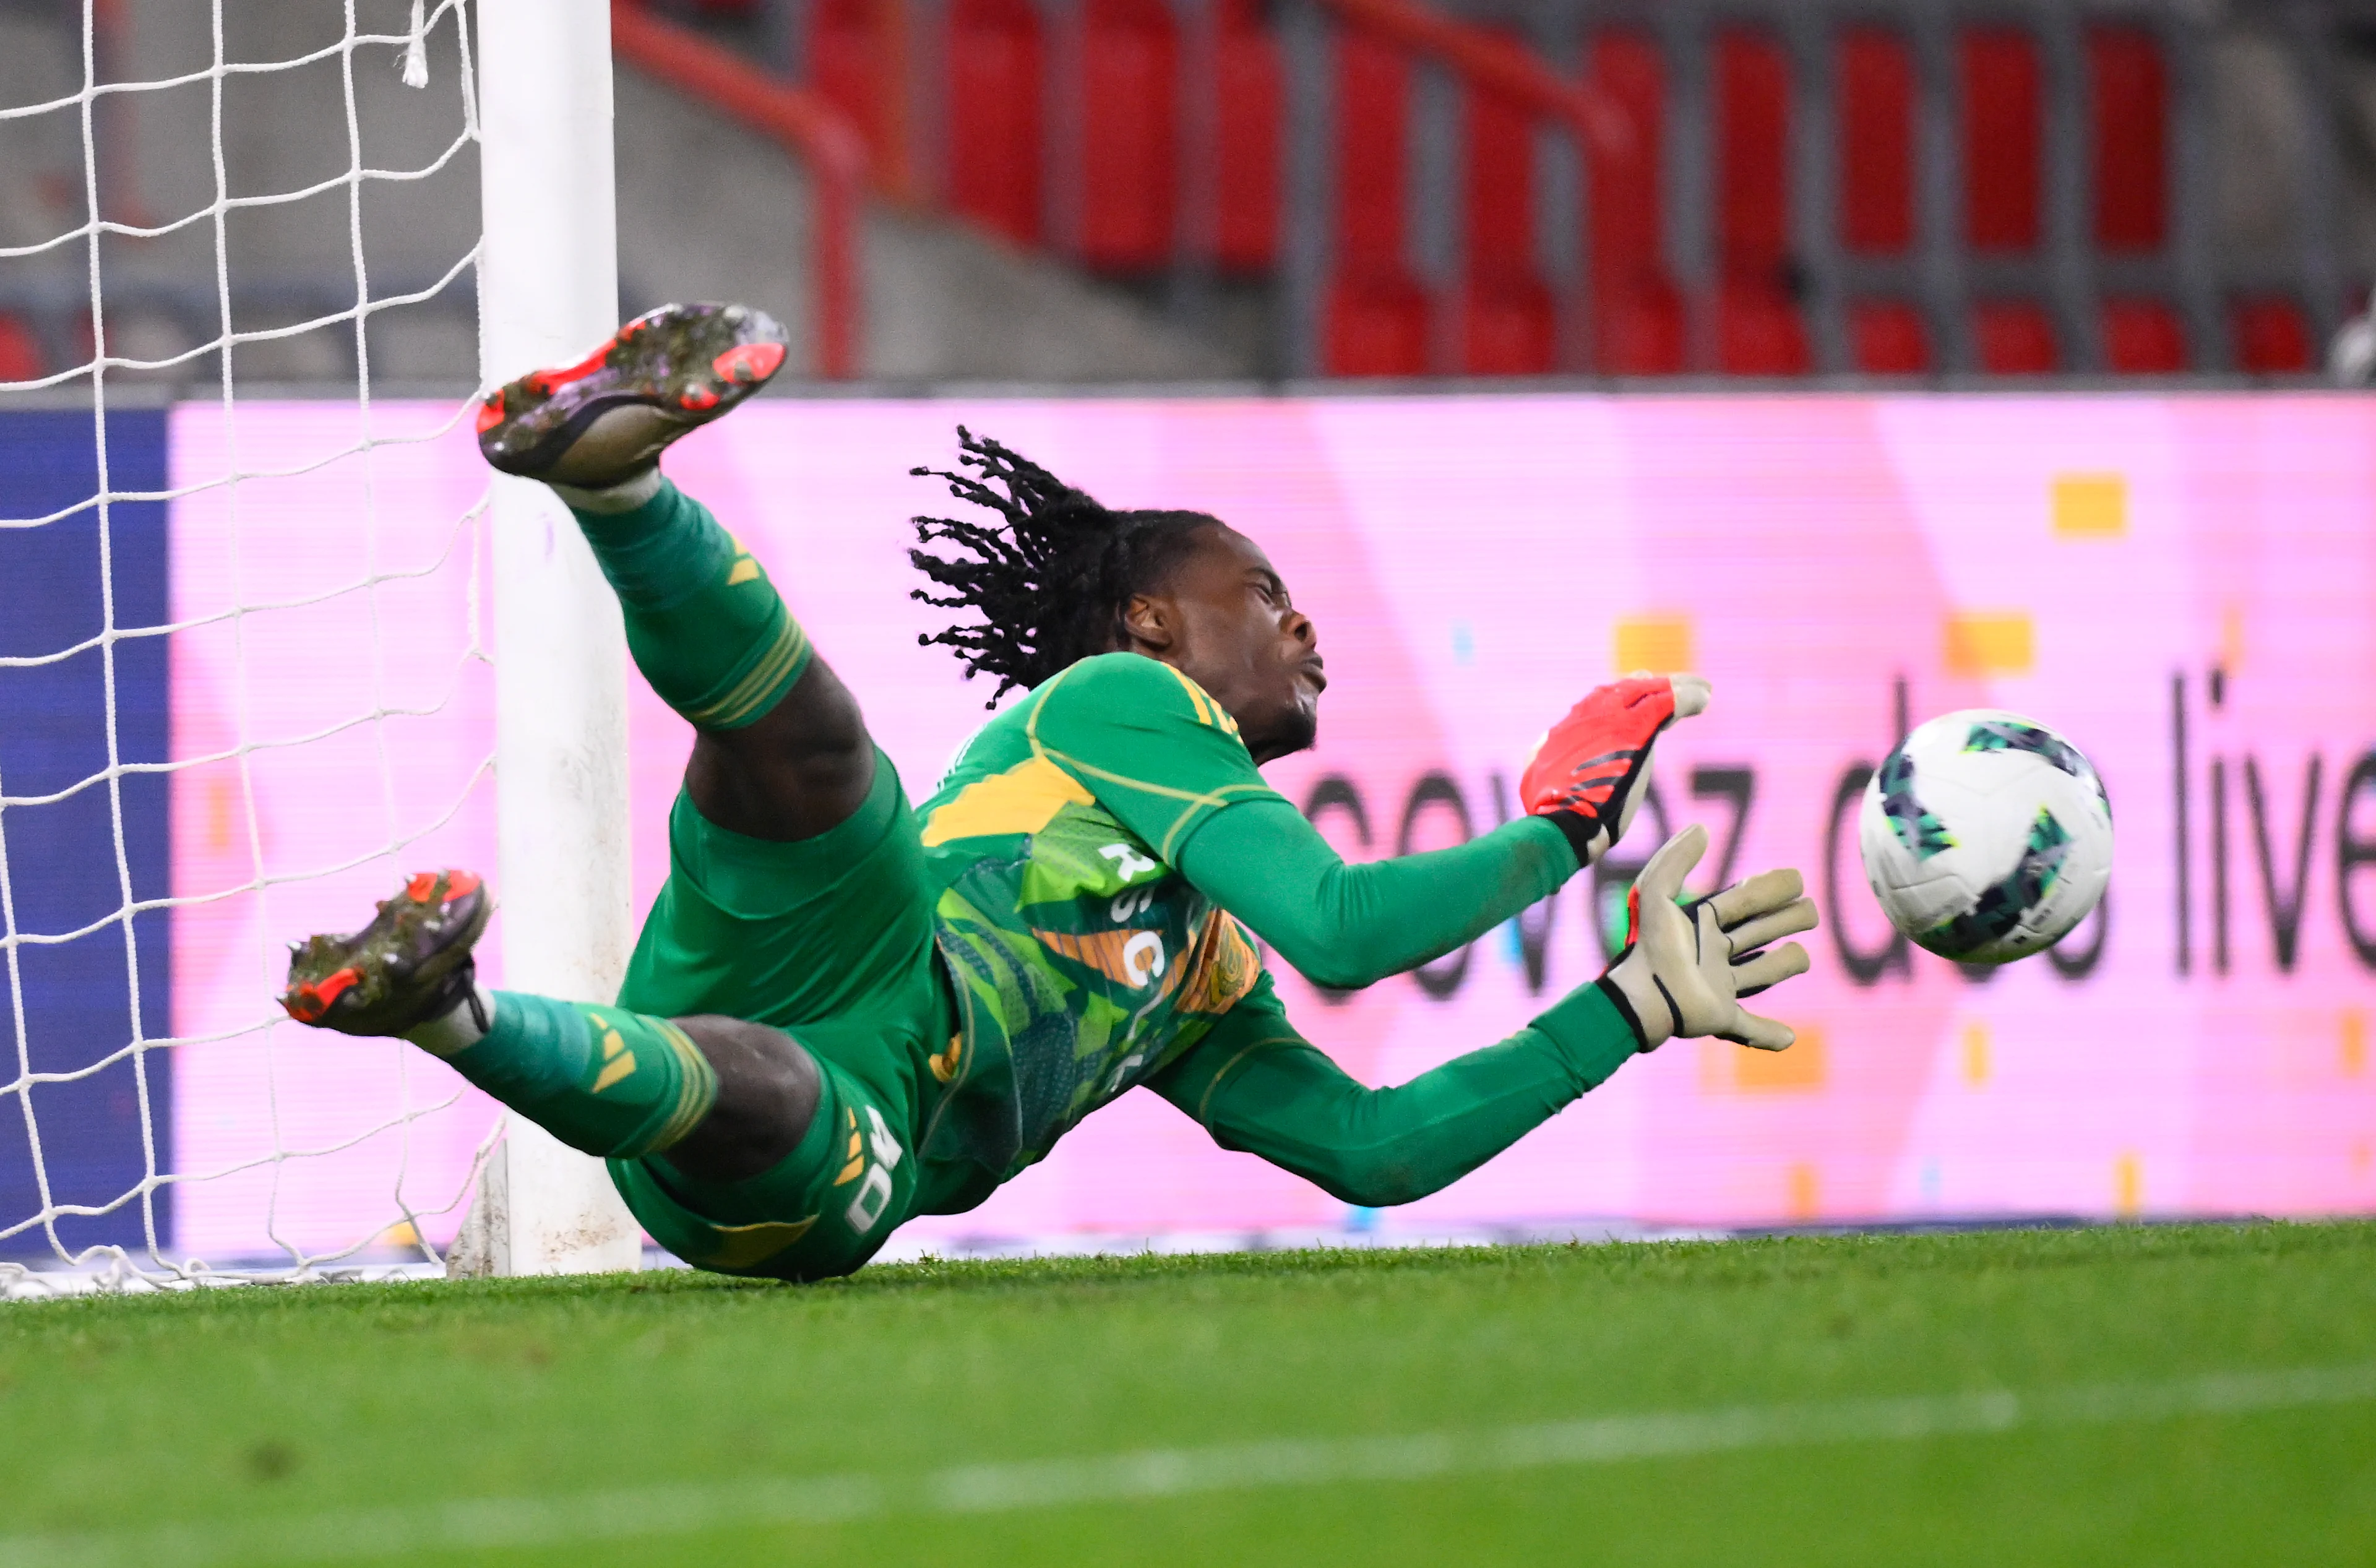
[1521,674,1710,867]
[1596,823,1818,1053]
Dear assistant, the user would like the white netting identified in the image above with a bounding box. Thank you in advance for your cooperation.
[0,0,506,1293]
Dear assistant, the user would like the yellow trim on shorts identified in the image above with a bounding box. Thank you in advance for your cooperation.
[697,1215,818,1271]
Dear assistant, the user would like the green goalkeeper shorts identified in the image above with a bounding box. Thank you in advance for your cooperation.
[606,749,957,1280]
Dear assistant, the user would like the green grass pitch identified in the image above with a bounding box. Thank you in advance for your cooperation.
[4,1221,2375,1566]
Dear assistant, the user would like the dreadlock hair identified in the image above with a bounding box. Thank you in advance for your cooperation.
[908,427,1221,704]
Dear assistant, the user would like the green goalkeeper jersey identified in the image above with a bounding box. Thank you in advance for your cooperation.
[916,653,1280,1180]
[504,476,1641,1283]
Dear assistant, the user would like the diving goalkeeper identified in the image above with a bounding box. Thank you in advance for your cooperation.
[281,303,1819,1280]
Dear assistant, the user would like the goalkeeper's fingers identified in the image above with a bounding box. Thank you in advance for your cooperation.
[1718,895,1820,957]
[1634,822,1708,909]
[1627,672,1711,719]
[1729,939,1810,999]
[1722,1010,1799,1052]
[1705,866,1802,928]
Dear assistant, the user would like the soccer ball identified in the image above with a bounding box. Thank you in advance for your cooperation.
[1857,709,2113,964]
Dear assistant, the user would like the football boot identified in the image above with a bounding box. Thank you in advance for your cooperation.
[282,870,491,1036]
[475,302,789,487]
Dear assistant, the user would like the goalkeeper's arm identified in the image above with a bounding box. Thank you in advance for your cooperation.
[1176,804,1577,993]
[1174,674,1706,993]
[1143,968,1635,1207]
[1147,832,1816,1207]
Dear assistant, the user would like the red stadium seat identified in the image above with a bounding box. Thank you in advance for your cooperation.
[1327,31,1427,374]
[1463,35,1551,374]
[1849,299,1929,373]
[0,314,40,381]
[2231,296,2314,374]
[944,0,1044,245]
[1960,29,2041,252]
[1715,30,1806,375]
[1587,30,1684,374]
[1840,28,1914,256]
[1717,31,1790,281]
[2090,27,2167,254]
[1973,299,2057,373]
[1597,279,1687,377]
[1327,269,1431,376]
[2101,298,2186,373]
[1213,0,1280,273]
[1461,271,1555,375]
[1718,282,1810,376]
[1078,0,1177,272]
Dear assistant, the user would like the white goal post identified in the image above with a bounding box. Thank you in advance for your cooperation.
[0,0,640,1290]
[458,0,641,1278]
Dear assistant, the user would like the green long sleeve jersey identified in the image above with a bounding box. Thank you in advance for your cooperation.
[914,651,1641,1197]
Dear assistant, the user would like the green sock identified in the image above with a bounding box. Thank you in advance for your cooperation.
[447,993,719,1160]
[570,479,812,729]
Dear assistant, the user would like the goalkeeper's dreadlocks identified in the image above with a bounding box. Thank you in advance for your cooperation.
[910,428,1218,702]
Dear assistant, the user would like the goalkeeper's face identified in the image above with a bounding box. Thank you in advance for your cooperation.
[1125,524,1324,765]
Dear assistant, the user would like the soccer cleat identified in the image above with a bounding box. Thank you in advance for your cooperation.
[282,870,491,1037]
[475,302,790,486]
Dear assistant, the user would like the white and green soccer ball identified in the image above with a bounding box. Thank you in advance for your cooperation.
[1856,709,2113,964]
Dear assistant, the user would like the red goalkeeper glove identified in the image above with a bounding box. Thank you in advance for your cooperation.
[1520,674,1708,866]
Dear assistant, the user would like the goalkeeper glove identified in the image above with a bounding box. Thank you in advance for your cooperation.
[1595,823,1817,1052]
[1520,674,1709,866]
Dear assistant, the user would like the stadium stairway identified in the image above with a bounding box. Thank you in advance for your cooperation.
[0,0,1252,390]
[609,66,1254,381]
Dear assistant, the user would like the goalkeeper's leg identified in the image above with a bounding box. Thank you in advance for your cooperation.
[478,299,875,842]
[280,871,926,1277]
[283,307,940,1270]
[279,871,812,1181]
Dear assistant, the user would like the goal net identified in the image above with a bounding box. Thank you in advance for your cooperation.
[0,1,632,1294]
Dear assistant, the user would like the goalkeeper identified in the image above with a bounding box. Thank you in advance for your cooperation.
[282,302,1819,1280]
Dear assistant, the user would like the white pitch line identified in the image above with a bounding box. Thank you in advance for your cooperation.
[9,1363,2374,1567]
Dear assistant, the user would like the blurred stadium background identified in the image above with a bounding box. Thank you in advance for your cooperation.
[11,0,2376,386]
[7,14,2376,1559]
[4,0,2376,1287]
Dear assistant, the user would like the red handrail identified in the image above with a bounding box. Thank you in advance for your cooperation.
[1319,0,1634,161]
[609,1,866,379]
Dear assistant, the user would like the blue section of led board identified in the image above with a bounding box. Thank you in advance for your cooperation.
[0,410,173,1260]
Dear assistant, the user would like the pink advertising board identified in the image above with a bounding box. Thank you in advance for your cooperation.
[169,395,2376,1265]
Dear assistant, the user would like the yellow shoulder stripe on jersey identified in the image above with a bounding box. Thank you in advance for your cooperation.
[1034,748,1278,859]
[1161,661,1216,726]
[920,754,1093,846]
[1161,663,1241,735]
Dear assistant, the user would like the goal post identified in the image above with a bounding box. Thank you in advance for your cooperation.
[461,0,642,1277]
[0,0,656,1294]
